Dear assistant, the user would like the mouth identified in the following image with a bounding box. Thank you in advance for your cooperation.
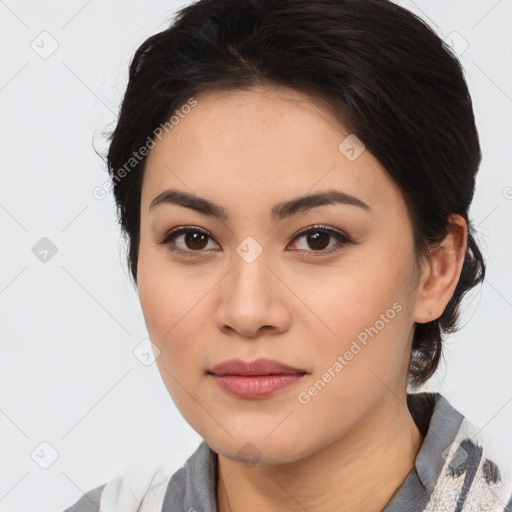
[207,358,308,398]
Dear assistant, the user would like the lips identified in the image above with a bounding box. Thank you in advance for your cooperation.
[208,357,307,376]
[208,358,307,398]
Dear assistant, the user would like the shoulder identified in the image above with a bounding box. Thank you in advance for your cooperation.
[61,442,215,512]
[419,393,512,512]
[63,483,105,512]
[62,466,173,512]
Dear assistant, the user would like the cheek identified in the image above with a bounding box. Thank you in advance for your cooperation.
[304,249,414,374]
[310,260,408,328]
[137,273,205,414]
[137,275,171,337]
[137,248,204,338]
[295,267,413,425]
[137,267,210,374]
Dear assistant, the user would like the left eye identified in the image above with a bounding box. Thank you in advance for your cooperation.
[157,225,353,256]
[289,225,353,255]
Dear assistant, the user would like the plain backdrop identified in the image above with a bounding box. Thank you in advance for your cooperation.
[0,1,511,511]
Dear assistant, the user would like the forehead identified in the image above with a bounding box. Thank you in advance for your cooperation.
[141,86,404,219]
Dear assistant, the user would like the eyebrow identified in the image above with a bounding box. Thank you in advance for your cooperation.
[149,189,371,221]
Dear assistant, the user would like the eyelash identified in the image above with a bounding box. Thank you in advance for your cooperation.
[156,224,355,258]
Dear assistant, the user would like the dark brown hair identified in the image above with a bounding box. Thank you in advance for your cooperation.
[104,0,485,387]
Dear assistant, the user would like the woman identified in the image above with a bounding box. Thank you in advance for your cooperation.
[63,0,512,510]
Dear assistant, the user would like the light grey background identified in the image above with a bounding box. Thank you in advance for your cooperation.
[0,1,511,511]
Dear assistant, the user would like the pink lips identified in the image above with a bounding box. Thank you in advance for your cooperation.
[208,358,307,398]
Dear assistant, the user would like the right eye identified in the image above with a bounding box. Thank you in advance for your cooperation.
[157,226,220,257]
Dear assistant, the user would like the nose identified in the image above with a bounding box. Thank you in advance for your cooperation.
[213,250,292,339]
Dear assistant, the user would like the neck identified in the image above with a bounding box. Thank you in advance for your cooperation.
[216,394,424,512]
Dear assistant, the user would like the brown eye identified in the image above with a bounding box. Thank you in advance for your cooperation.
[157,226,219,255]
[182,231,209,250]
[305,231,331,250]
[157,224,354,258]
[290,225,354,255]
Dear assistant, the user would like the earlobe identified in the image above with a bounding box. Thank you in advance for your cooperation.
[413,215,467,324]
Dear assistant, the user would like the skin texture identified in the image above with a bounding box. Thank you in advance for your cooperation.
[137,85,467,512]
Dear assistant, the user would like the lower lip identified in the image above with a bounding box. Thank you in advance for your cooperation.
[210,373,305,398]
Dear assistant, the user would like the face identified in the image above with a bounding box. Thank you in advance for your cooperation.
[137,85,422,464]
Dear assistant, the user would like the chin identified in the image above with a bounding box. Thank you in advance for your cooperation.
[201,428,313,466]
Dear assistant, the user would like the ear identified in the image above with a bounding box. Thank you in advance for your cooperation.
[413,214,468,324]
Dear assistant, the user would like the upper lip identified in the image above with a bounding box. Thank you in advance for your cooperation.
[209,358,307,376]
